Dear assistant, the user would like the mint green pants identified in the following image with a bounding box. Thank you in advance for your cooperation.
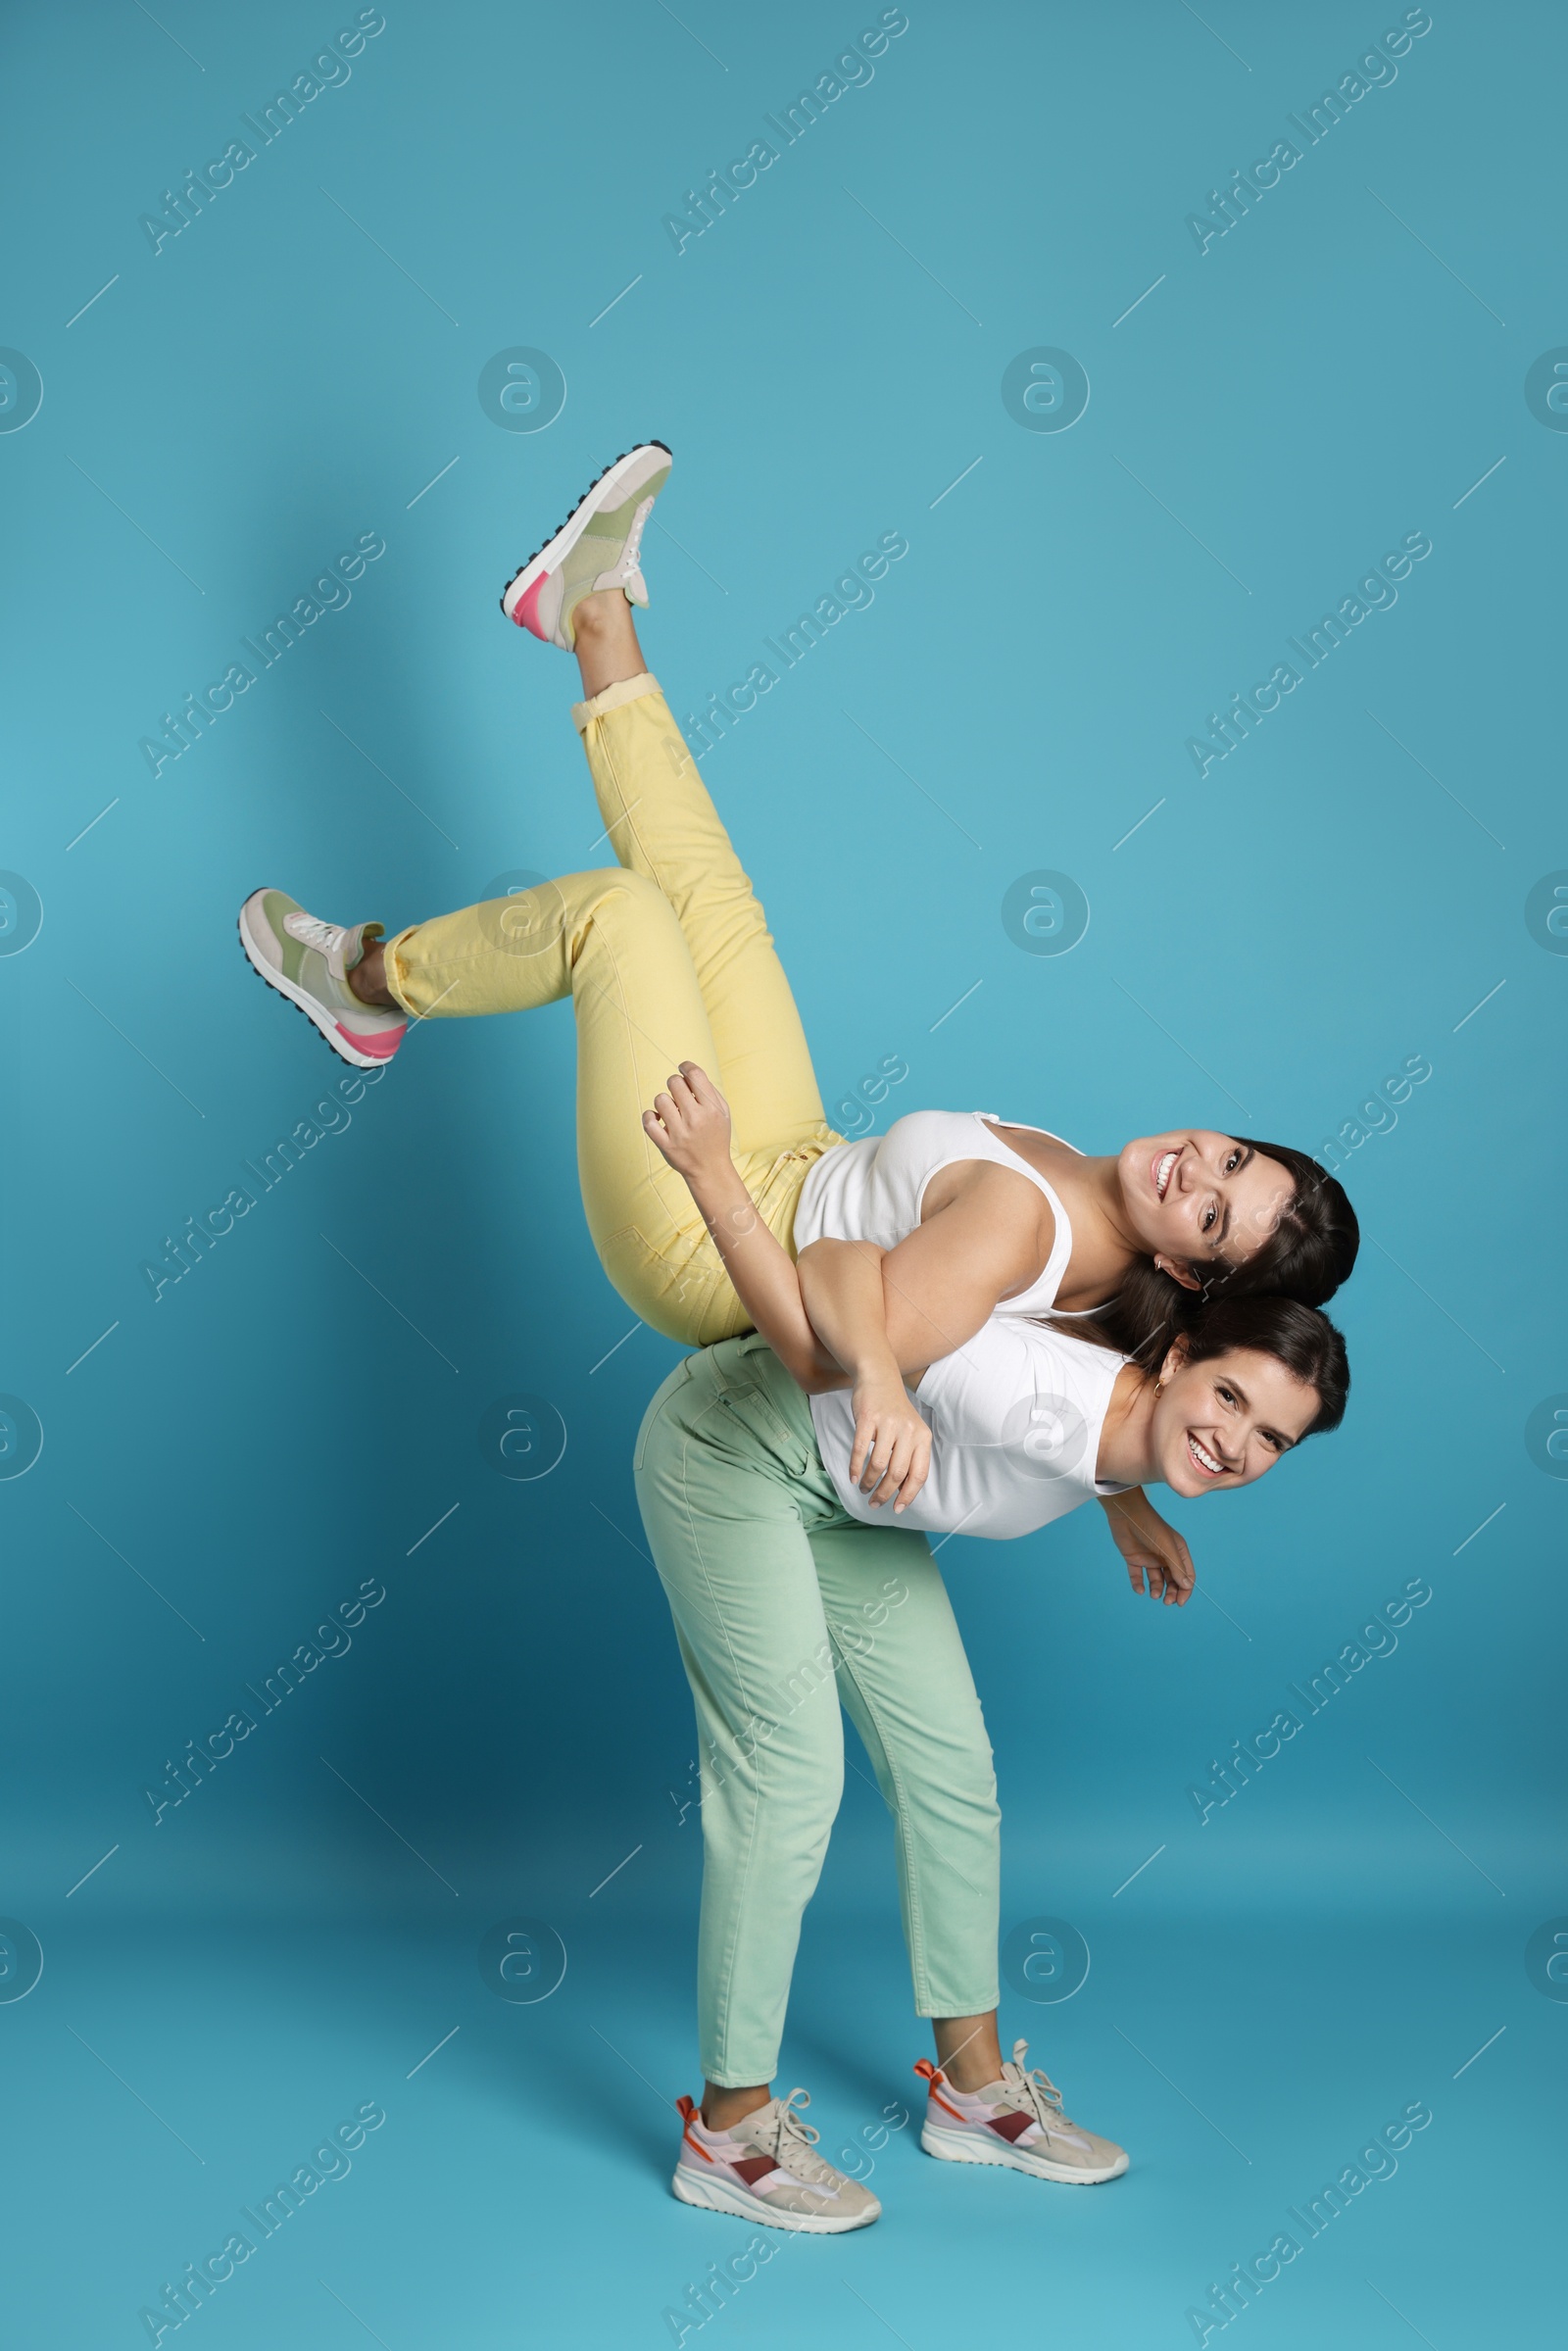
[634,1335,1001,2087]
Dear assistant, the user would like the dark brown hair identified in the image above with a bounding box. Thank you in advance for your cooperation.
[1171,1293,1349,1439]
[1054,1292,1349,1439]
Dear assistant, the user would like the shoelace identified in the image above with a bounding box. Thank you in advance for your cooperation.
[612,496,653,577]
[284,912,345,955]
[752,2088,835,2180]
[999,2042,1073,2136]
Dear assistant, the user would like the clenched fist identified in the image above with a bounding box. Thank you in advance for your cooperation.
[644,1062,736,1186]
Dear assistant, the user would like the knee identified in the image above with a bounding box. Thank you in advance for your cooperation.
[796,1739,846,1832]
[763,1711,845,1817]
[924,1739,999,1837]
[956,1744,1000,1820]
[569,865,675,957]
[720,1716,844,1856]
[774,1765,844,1886]
[587,865,665,918]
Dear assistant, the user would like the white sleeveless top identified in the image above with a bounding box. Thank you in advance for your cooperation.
[793,1110,1081,1318]
[810,1316,1132,1540]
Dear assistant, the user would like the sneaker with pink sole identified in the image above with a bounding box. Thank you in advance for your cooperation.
[237,889,407,1071]
[500,441,671,649]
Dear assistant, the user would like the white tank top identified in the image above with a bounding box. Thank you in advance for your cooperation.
[793,1110,1082,1317]
[809,1316,1132,1540]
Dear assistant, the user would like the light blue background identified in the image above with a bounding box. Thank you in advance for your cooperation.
[2,3,1561,2343]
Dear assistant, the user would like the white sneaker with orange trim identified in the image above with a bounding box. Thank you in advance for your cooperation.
[671,2091,881,2232]
[914,2044,1129,2183]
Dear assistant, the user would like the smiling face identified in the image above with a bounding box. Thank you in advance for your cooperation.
[1150,1344,1321,1498]
[1116,1131,1295,1289]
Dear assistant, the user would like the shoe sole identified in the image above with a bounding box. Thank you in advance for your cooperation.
[499,441,672,624]
[920,2119,1128,2184]
[670,2166,879,2232]
[237,893,403,1074]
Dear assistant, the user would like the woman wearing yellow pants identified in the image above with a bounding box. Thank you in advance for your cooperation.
[239,458,840,1349]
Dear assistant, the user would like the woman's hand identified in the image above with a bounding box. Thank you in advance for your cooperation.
[642,1070,843,1396]
[1098,1488,1195,1606]
[644,1063,735,1187]
[849,1373,932,1513]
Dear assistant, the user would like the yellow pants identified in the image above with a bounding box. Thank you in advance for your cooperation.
[381,672,842,1345]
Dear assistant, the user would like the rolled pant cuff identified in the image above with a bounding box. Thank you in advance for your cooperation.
[571,668,662,733]
[376,927,420,1018]
[702,2062,781,2091]
[913,1984,1001,2022]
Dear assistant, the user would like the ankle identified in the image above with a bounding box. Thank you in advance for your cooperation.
[940,2054,997,2095]
[569,586,626,634]
[701,2082,770,2133]
[349,940,394,1007]
[570,587,645,697]
[932,2016,1003,2093]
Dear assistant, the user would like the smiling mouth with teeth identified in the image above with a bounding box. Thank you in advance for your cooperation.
[1187,1433,1225,1478]
[1153,1148,1179,1201]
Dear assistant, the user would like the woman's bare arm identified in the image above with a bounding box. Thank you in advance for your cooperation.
[642,1064,844,1393]
[1097,1488,1196,1606]
[875,1166,1053,1366]
[796,1240,931,1510]
[792,1164,1049,1381]
[642,1068,930,1507]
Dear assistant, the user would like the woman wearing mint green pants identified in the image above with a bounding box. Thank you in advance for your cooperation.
[634,1333,1001,2097]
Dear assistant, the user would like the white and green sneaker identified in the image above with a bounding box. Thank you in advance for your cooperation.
[237,889,408,1071]
[501,442,671,649]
